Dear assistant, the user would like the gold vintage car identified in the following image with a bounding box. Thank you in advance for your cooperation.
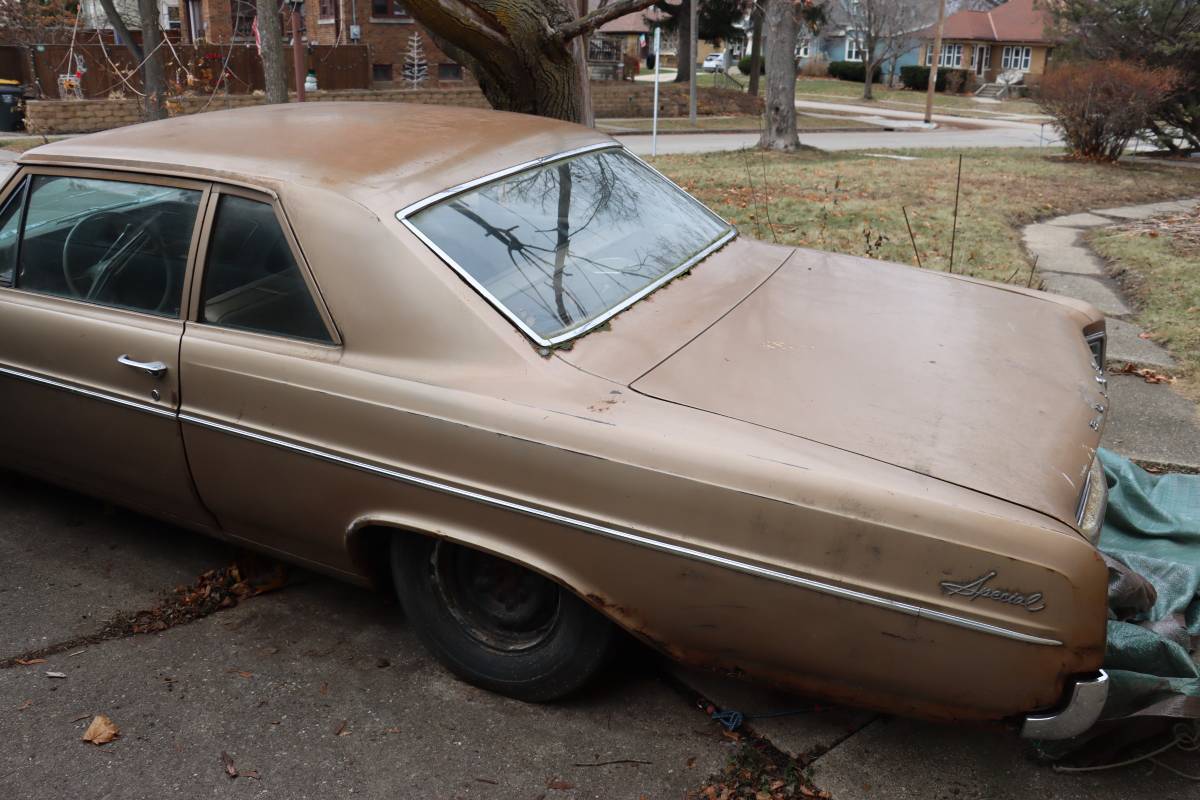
[0,104,1110,739]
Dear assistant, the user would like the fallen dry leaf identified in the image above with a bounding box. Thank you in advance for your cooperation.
[15,658,46,666]
[242,770,261,780]
[226,669,253,679]
[45,671,67,679]
[334,719,350,737]
[81,715,120,745]
[546,778,575,791]
[17,700,32,711]
[221,750,238,779]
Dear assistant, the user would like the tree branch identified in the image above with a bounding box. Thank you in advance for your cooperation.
[550,0,660,43]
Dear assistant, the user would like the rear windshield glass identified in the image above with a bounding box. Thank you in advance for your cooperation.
[406,148,732,344]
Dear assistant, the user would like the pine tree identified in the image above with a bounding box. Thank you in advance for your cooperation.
[402,32,428,89]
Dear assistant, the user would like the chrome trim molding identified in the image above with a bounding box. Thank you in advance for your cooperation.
[180,412,1064,648]
[1021,670,1109,739]
[0,363,175,419]
[395,142,738,348]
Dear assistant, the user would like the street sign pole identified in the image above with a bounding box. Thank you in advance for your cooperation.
[652,27,661,157]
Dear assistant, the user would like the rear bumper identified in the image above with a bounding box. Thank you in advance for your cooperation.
[1020,670,1109,739]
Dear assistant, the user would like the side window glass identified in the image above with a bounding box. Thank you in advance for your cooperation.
[0,176,26,286]
[16,175,200,317]
[200,195,332,343]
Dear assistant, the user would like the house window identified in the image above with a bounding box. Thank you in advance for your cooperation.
[371,0,411,19]
[796,38,810,59]
[925,42,963,68]
[229,0,256,40]
[1001,45,1032,72]
[845,34,864,62]
[372,63,393,82]
[318,0,336,19]
[438,63,463,81]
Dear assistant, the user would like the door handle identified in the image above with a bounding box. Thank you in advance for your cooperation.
[117,354,168,378]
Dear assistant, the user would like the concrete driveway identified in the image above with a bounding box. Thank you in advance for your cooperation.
[0,473,731,799]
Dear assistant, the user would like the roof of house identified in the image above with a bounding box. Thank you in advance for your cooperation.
[597,3,673,34]
[927,0,1053,43]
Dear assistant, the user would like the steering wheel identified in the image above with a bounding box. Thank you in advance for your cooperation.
[61,211,175,312]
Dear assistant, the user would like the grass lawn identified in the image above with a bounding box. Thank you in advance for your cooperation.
[596,113,878,133]
[650,148,1200,289]
[794,77,1044,118]
[1090,217,1200,397]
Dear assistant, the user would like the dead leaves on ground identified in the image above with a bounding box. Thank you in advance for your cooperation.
[1114,363,1176,384]
[81,715,120,745]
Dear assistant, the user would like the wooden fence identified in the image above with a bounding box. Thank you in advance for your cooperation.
[29,43,369,99]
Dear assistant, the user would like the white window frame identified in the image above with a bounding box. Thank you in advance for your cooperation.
[845,33,864,62]
[925,42,963,68]
[1001,45,1032,72]
[797,39,810,59]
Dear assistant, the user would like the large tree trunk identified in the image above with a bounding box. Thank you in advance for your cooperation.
[863,49,876,100]
[747,3,764,96]
[758,0,798,150]
[673,0,691,83]
[255,0,288,104]
[136,0,168,120]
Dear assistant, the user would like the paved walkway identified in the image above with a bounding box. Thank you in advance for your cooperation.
[1024,197,1200,472]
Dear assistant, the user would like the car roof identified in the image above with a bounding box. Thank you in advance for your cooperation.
[21,102,615,217]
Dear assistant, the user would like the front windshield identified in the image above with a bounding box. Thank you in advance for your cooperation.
[406,147,733,344]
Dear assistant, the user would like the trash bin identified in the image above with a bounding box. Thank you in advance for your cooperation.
[0,81,23,133]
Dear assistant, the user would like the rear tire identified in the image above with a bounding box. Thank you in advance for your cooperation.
[390,535,617,702]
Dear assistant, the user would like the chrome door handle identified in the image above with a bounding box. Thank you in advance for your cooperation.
[117,354,168,378]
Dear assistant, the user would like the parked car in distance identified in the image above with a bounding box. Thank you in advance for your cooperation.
[0,103,1111,740]
[702,52,726,72]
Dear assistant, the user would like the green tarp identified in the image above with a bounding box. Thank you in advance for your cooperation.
[1095,448,1200,721]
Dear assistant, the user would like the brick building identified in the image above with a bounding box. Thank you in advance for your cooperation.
[176,0,469,87]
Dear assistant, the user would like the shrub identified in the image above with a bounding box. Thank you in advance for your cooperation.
[799,55,830,77]
[899,65,971,92]
[827,60,882,83]
[737,54,765,75]
[1039,60,1181,162]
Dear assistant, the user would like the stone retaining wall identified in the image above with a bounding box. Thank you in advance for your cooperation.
[24,83,761,135]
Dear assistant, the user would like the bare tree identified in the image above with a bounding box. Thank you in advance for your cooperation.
[95,0,168,119]
[758,0,798,149]
[0,0,76,94]
[404,0,661,122]
[832,0,936,100]
[747,0,763,95]
[255,0,288,103]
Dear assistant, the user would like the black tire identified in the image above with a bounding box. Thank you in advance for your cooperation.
[390,535,617,702]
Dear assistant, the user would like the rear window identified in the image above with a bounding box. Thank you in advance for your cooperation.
[404,147,733,345]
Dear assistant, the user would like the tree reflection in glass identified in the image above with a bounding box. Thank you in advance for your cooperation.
[409,149,732,343]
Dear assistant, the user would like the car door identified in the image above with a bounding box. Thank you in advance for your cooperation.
[0,167,217,530]
[176,186,346,565]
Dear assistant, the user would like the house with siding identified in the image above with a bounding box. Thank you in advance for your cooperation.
[919,0,1055,88]
[798,3,926,83]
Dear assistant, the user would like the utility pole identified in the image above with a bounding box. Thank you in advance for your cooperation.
[924,0,946,124]
[688,0,698,124]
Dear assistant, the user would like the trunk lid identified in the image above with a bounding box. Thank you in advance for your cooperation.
[629,249,1105,527]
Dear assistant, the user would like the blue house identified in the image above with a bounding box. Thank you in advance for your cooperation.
[796,4,926,84]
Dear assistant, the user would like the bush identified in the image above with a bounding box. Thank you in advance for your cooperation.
[799,55,830,77]
[827,60,882,83]
[737,54,765,75]
[897,66,969,92]
[1040,59,1181,162]
[899,65,972,92]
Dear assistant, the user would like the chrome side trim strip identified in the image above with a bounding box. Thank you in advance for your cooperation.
[395,142,737,348]
[1021,669,1108,739]
[0,364,176,419]
[179,412,1064,647]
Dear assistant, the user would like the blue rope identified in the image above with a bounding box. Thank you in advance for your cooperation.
[711,708,812,731]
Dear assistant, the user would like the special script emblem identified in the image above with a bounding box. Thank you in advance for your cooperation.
[939,571,1046,612]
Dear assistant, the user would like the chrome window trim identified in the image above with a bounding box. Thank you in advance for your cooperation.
[1085,330,1106,370]
[179,411,1063,648]
[0,363,175,419]
[1075,467,1093,527]
[395,142,737,348]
